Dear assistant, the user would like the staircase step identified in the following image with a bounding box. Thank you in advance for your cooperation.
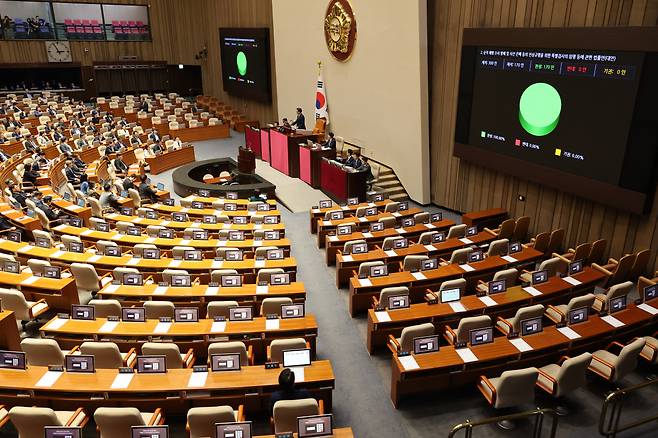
[389,193,408,201]
[377,180,403,188]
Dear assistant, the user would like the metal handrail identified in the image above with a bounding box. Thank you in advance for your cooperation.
[449,408,559,438]
[599,377,658,438]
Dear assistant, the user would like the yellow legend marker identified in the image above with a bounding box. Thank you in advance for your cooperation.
[554,148,562,156]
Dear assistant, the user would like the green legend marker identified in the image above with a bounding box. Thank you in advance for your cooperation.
[236,51,247,76]
[519,82,561,136]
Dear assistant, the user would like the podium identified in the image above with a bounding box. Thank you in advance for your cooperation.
[299,144,336,188]
[320,159,368,203]
[269,128,320,177]
[238,146,256,173]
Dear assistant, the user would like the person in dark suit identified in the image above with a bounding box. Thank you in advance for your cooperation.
[113,153,128,175]
[22,135,38,153]
[7,181,28,207]
[150,142,164,155]
[129,133,142,146]
[64,161,80,185]
[344,150,357,168]
[34,194,64,224]
[122,175,136,191]
[291,107,306,130]
[323,132,337,150]
[139,98,149,113]
[268,368,312,417]
[148,130,161,143]
[138,174,158,203]
[58,140,73,155]
[22,162,39,185]
[359,156,374,181]
[0,149,10,162]
[72,153,86,171]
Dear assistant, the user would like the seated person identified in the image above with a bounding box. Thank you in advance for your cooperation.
[130,133,142,146]
[281,118,291,129]
[344,150,358,168]
[148,129,161,143]
[64,161,81,185]
[0,149,10,162]
[72,153,86,171]
[359,156,374,182]
[122,175,136,191]
[58,139,73,155]
[99,183,121,210]
[34,193,64,225]
[23,135,38,153]
[7,180,28,207]
[22,162,39,185]
[269,368,312,417]
[248,189,267,202]
[149,141,164,155]
[112,153,128,176]
[138,174,159,203]
[79,174,92,195]
[172,137,183,150]
[323,132,337,149]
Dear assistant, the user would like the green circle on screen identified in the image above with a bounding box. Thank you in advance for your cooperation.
[236,51,247,76]
[519,83,561,136]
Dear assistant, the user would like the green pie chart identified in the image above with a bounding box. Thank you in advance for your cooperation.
[236,51,247,76]
[519,82,561,136]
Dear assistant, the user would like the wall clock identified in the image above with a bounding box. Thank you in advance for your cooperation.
[324,0,357,61]
[45,41,72,63]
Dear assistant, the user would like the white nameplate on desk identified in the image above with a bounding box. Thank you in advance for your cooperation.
[290,366,305,382]
[105,213,118,219]
[265,319,280,330]
[601,315,624,327]
[99,321,118,333]
[459,264,475,272]
[411,272,427,281]
[341,206,350,210]
[456,347,478,363]
[254,260,265,268]
[509,338,533,352]
[19,245,34,252]
[395,228,406,234]
[358,217,368,222]
[111,372,134,389]
[46,318,68,330]
[211,321,226,333]
[523,286,542,296]
[562,276,582,286]
[501,255,517,263]
[254,224,263,230]
[367,203,376,207]
[459,238,473,244]
[187,371,208,388]
[374,311,391,322]
[385,250,397,257]
[81,229,94,236]
[322,221,331,226]
[51,250,66,258]
[133,217,143,223]
[154,286,168,295]
[638,303,658,315]
[222,223,231,229]
[478,296,497,307]
[557,326,581,340]
[256,285,269,294]
[424,223,436,229]
[154,322,171,334]
[211,260,223,269]
[449,302,466,313]
[87,255,102,263]
[168,260,182,267]
[54,224,67,231]
[160,220,171,226]
[191,222,202,227]
[341,255,353,262]
[362,232,373,239]
[311,209,320,213]
[398,355,420,371]
[359,278,373,287]
[127,258,140,266]
[328,236,338,242]
[180,208,190,212]
[179,239,191,245]
[36,370,63,388]
[144,237,157,243]
[391,212,401,217]
[205,287,219,296]
[104,284,120,294]
[21,276,40,285]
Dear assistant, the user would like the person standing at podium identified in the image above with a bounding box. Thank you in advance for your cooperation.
[291,107,306,130]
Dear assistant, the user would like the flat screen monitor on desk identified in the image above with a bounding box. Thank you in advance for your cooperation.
[421,258,438,271]
[531,270,548,285]
[645,284,658,302]
[229,307,252,321]
[122,307,146,322]
[171,274,191,287]
[413,335,439,355]
[215,422,252,438]
[440,288,460,303]
[388,294,409,310]
[282,348,311,367]
[44,427,82,438]
[71,304,95,320]
[211,353,241,372]
[369,265,388,278]
[65,355,94,373]
[221,275,242,287]
[281,303,305,318]
[610,295,627,313]
[568,260,583,275]
[520,317,543,336]
[488,279,506,294]
[136,355,166,373]
[131,426,169,438]
[174,307,198,322]
[123,273,143,286]
[298,414,334,437]
[568,307,588,325]
[270,273,290,285]
[349,243,368,255]
[469,327,494,346]
[0,350,25,370]
[143,248,160,259]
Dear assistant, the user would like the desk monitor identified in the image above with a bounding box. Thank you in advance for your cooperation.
[350,243,368,255]
[509,242,522,253]
[69,217,83,228]
[228,231,245,241]
[77,199,85,207]
[369,264,388,278]
[266,249,284,260]
[71,304,94,320]
[469,327,494,346]
[370,222,384,232]
[257,203,270,212]
[431,213,442,223]
[401,217,415,228]
[393,238,409,249]
[329,211,343,220]
[210,353,241,372]
[192,201,204,209]
[398,201,409,211]
[466,226,478,236]
[347,197,359,206]
[105,246,121,257]
[298,414,333,437]
[143,248,160,260]
[120,207,133,216]
[365,207,378,216]
[467,250,484,263]
[136,355,166,373]
[229,307,252,321]
[336,224,352,236]
[270,273,290,285]
[63,192,71,201]
[421,258,438,271]
[371,193,384,202]
[233,216,248,225]
[174,307,199,322]
[44,266,61,279]
[44,426,82,438]
[569,260,584,275]
[2,260,19,274]
[387,294,410,310]
[65,354,94,373]
[123,273,143,286]
[226,192,238,200]
[568,307,588,325]
[531,270,548,285]
[440,288,461,303]
[282,348,311,367]
[27,210,36,218]
[610,295,627,313]
[7,230,21,242]
[520,317,543,336]
[225,203,238,212]
[0,350,25,369]
[171,274,191,287]
[127,226,141,236]
[171,212,187,222]
[184,250,202,261]
[122,307,146,322]
[198,189,210,197]
[203,215,218,224]
[120,192,130,200]
[157,183,166,191]
[319,200,332,209]
[413,335,439,355]
[488,279,507,294]
[432,232,446,243]
[131,426,168,438]
[215,421,252,438]
[158,228,175,239]
[221,275,242,287]
[644,284,658,302]
[145,210,158,220]
[163,198,175,207]
[192,230,208,241]
[281,303,304,319]
[224,250,243,261]
[264,230,280,240]
[35,237,51,248]
[95,222,110,232]
[68,241,84,253]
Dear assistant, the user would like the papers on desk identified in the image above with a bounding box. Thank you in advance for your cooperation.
[266,319,280,330]
[19,245,34,252]
[557,326,581,340]
[411,272,427,281]
[253,240,263,246]
[154,322,172,334]
[87,255,102,263]
[523,286,542,296]
[51,250,66,258]
[501,255,518,263]
[168,260,182,268]
[601,315,625,328]
[256,285,269,294]
[36,370,63,387]
[180,207,190,212]
[290,366,305,382]
[562,276,582,286]
[205,287,219,296]
[160,220,171,226]
[391,212,401,217]
[358,278,373,287]
[398,355,420,371]
[458,264,475,272]
[424,223,436,229]
[127,258,140,266]
[104,284,120,294]
[211,321,226,333]
[322,221,331,226]
[81,229,94,236]
[384,250,397,257]
[144,237,157,244]
[154,286,168,295]
[191,222,202,227]
[111,372,134,389]
[254,260,265,268]
[254,224,263,230]
[21,276,39,285]
[53,224,67,231]
[211,260,224,269]
[478,296,497,307]
[456,347,478,363]
[341,206,350,210]
[358,217,368,222]
[368,202,376,207]
[312,209,320,213]
[179,239,191,245]
[328,236,339,242]
[341,255,353,262]
[395,228,407,234]
[424,244,436,251]
[222,223,231,229]
[187,371,208,388]
[99,321,118,333]
[362,232,373,238]
[459,238,473,244]
[509,337,533,352]
[45,317,68,330]
[374,311,391,323]
[449,302,466,313]
[638,303,658,315]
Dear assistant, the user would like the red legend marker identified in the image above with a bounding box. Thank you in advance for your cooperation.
[515,139,521,146]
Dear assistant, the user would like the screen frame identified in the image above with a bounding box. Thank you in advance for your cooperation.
[219,27,272,102]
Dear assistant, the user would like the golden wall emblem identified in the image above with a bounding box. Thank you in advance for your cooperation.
[324,0,356,61]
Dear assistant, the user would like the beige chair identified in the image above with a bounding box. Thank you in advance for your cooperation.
[33,229,54,246]
[206,300,239,318]
[401,255,429,272]
[261,297,293,316]
[511,216,531,242]
[163,269,189,284]
[255,246,279,259]
[142,342,195,369]
[273,398,320,434]
[0,288,49,325]
[128,188,143,207]
[496,304,545,335]
[133,243,158,258]
[439,278,466,295]
[186,405,244,438]
[210,269,239,283]
[183,228,203,239]
[95,240,119,255]
[536,352,592,415]
[373,286,409,309]
[487,238,509,257]
[388,322,435,353]
[94,407,164,438]
[27,258,50,276]
[378,216,396,229]
[88,197,103,217]
[115,221,133,233]
[640,335,658,364]
[79,341,136,368]
[384,202,400,213]
[215,247,240,259]
[257,268,285,284]
[9,406,88,438]
[208,341,253,366]
[477,367,539,429]
[440,247,472,266]
[418,231,439,245]
[546,294,596,324]
[88,299,122,318]
[591,281,633,313]
[172,245,195,259]
[62,235,82,250]
[555,242,591,264]
[268,338,308,363]
[447,224,467,239]
[70,263,112,301]
[21,338,74,367]
[342,239,367,255]
[444,315,492,345]
[356,260,384,278]
[144,301,175,319]
[146,225,165,237]
[414,212,429,224]
[485,219,515,239]
[476,268,518,294]
[588,338,646,383]
[520,257,566,283]
[382,237,405,251]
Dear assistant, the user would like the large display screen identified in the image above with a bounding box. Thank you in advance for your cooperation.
[219,28,271,102]
[454,28,658,213]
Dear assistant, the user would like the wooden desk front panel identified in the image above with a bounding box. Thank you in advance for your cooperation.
[145,146,196,175]
[309,200,391,234]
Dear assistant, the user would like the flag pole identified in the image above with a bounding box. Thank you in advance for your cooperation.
[318,60,322,75]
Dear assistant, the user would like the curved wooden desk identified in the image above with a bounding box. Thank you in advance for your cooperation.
[309,200,391,233]
[0,271,78,310]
